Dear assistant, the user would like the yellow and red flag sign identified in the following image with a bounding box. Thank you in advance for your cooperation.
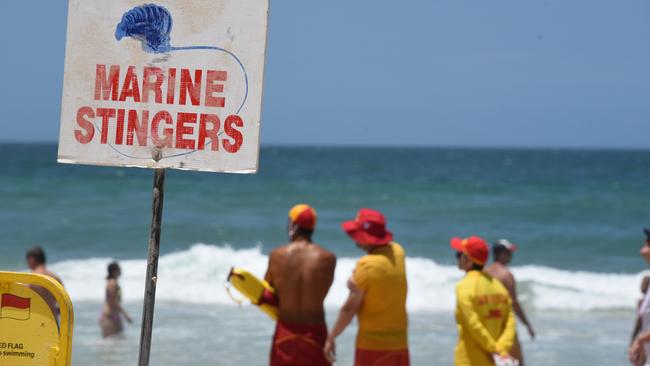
[0,294,31,321]
[0,272,73,365]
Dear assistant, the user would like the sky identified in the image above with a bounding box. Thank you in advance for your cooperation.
[1,1,649,149]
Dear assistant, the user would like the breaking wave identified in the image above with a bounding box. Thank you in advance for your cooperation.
[50,244,645,312]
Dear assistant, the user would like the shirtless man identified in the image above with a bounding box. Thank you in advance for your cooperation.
[485,239,535,366]
[264,204,336,366]
[25,246,63,320]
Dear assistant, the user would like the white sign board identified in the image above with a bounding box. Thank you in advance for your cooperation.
[58,0,269,173]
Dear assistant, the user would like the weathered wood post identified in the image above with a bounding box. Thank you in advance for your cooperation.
[138,149,166,366]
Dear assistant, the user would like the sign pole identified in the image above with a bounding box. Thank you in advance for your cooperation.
[138,164,166,366]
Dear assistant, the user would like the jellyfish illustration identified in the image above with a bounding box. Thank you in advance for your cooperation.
[114,3,248,115]
[112,3,250,160]
[115,4,173,53]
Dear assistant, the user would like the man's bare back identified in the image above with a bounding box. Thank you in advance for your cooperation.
[265,240,336,324]
[486,247,535,366]
[485,262,514,290]
[31,265,63,319]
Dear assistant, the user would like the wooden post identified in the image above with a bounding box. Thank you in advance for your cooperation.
[138,166,165,366]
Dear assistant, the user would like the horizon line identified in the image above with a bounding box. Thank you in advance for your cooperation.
[0,140,649,152]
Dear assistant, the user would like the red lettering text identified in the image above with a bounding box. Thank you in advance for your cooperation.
[151,111,174,148]
[96,108,116,144]
[179,69,202,106]
[176,112,197,149]
[95,65,120,101]
[119,66,141,102]
[142,67,164,104]
[223,115,243,153]
[198,114,220,151]
[127,110,149,146]
[75,107,95,144]
[204,70,227,108]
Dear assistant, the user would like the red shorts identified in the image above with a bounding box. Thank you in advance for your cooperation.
[355,348,410,366]
[270,321,331,366]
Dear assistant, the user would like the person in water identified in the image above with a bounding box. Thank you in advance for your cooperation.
[628,228,650,366]
[264,204,336,366]
[484,239,535,366]
[324,208,409,366]
[100,261,132,338]
[26,246,63,321]
[451,236,516,366]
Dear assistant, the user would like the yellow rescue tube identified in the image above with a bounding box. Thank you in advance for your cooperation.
[227,267,278,320]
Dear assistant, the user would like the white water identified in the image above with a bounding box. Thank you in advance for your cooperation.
[50,243,646,312]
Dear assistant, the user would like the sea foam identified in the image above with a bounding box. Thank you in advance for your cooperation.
[50,244,645,312]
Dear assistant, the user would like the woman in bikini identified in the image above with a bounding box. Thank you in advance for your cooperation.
[100,261,132,338]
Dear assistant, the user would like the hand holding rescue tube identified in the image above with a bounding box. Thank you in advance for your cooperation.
[227,267,279,320]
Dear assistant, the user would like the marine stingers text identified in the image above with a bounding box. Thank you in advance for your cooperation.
[73,65,244,153]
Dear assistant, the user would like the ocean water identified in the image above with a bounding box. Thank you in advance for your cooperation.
[1,143,650,365]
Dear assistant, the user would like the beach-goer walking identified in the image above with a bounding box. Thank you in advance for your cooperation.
[451,236,516,366]
[325,208,409,366]
[264,204,336,366]
[628,228,650,366]
[100,261,132,338]
[485,239,534,365]
[25,246,63,320]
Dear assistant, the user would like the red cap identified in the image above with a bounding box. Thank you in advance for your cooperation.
[342,208,393,246]
[288,204,317,230]
[450,236,489,265]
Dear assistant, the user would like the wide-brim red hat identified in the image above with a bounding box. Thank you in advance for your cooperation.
[342,208,393,246]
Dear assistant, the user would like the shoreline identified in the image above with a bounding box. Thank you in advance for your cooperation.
[71,302,632,366]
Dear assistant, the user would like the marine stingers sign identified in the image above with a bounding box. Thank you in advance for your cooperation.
[58,0,269,173]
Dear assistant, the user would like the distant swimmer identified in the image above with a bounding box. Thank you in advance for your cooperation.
[451,236,516,366]
[25,246,63,320]
[628,228,650,366]
[485,239,535,366]
[100,261,133,338]
[325,208,409,366]
[264,204,336,366]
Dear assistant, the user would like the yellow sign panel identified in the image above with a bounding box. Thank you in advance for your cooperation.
[0,272,73,366]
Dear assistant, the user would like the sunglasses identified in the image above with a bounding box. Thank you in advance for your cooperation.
[455,251,463,260]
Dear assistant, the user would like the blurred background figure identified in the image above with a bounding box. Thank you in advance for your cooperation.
[485,239,535,366]
[630,276,650,347]
[451,236,516,366]
[100,261,132,338]
[629,229,650,366]
[26,246,63,320]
